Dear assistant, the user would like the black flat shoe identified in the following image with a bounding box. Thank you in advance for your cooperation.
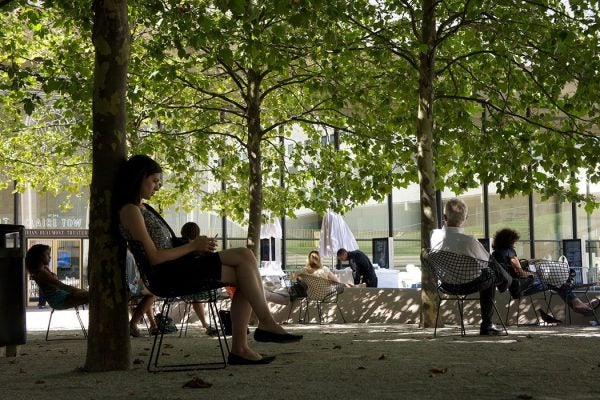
[227,353,275,365]
[479,324,503,336]
[254,328,303,343]
[538,309,562,324]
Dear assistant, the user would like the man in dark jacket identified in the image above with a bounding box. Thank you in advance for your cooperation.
[336,248,378,288]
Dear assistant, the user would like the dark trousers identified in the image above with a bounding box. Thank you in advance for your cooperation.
[441,266,509,326]
[483,262,516,325]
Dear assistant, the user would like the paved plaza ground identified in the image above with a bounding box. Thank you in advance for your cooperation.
[2,307,600,400]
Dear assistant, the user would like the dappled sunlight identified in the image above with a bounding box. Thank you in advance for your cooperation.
[267,287,600,331]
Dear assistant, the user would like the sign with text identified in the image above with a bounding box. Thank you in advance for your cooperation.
[25,229,89,238]
[562,239,583,284]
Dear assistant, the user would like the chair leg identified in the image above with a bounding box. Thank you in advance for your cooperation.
[148,299,170,372]
[526,296,542,326]
[337,305,346,323]
[285,297,304,324]
[457,299,466,336]
[509,297,538,327]
[491,302,508,335]
[179,301,192,338]
[298,298,307,323]
[207,298,229,360]
[46,307,87,341]
[505,298,514,327]
[304,300,311,324]
[74,306,88,338]
[285,300,294,324]
[434,298,442,337]
[148,294,229,373]
[45,309,55,341]
[317,302,323,324]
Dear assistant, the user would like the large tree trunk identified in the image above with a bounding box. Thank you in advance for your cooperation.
[84,0,130,372]
[417,0,439,329]
[246,70,263,258]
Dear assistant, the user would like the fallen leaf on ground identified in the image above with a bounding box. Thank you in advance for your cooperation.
[183,377,212,389]
[428,368,448,374]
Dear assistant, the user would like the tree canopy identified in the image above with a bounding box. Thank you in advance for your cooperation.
[2,1,597,221]
[1,0,598,335]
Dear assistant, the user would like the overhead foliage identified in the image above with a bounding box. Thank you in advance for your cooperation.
[0,3,92,199]
[119,0,419,253]
[1,0,598,218]
[344,0,599,211]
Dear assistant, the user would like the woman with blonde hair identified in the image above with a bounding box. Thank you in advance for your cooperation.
[299,250,353,285]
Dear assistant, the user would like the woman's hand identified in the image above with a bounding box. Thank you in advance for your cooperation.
[192,235,218,254]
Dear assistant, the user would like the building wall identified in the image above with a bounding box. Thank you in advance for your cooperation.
[2,180,599,288]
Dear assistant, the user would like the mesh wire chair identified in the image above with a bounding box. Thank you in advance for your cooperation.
[298,274,346,324]
[127,240,229,372]
[178,292,221,337]
[426,249,507,336]
[504,287,547,327]
[534,259,599,325]
[503,259,549,326]
[281,275,307,324]
[45,302,87,341]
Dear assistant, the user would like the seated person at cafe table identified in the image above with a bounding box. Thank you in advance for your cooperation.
[336,248,378,287]
[299,250,358,287]
[265,250,358,305]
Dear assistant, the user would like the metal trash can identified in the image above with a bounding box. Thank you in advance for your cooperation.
[0,225,26,356]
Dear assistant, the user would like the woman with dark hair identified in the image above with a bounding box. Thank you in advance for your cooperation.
[180,222,200,242]
[117,155,301,365]
[26,244,88,310]
[492,228,596,315]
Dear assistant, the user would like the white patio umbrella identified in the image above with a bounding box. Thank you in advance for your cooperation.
[260,218,282,239]
[319,210,359,257]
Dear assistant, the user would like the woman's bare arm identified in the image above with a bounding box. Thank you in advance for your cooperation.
[34,269,79,293]
[120,204,215,265]
[510,256,534,278]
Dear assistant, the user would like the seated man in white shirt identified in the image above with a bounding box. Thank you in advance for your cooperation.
[430,198,532,335]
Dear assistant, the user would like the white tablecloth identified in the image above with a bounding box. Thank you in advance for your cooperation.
[375,268,399,288]
[332,268,354,285]
[333,268,399,288]
[259,261,285,286]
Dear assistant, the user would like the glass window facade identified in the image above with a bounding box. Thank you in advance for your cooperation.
[5,177,600,290]
[21,189,89,230]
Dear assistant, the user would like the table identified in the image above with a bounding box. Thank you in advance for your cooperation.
[375,268,399,288]
[332,268,354,285]
[259,261,285,286]
[333,267,399,288]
